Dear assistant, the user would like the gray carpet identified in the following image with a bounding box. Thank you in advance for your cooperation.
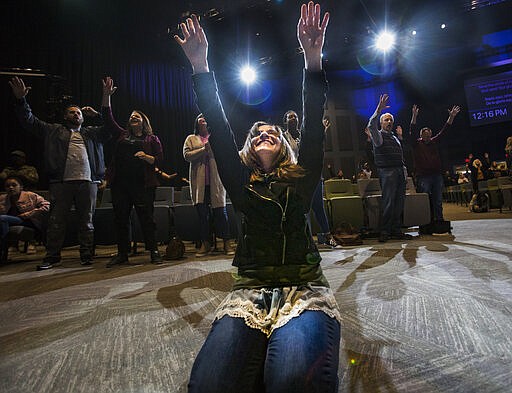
[0,219,511,392]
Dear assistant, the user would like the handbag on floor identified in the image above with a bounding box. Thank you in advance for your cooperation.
[332,222,363,246]
[165,237,185,260]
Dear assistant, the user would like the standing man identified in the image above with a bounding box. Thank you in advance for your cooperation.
[9,77,111,270]
[367,94,411,243]
[283,110,339,248]
[407,104,460,222]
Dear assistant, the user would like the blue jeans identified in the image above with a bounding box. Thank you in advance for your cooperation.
[416,174,444,221]
[309,179,330,234]
[0,215,24,240]
[378,166,406,235]
[0,215,36,250]
[188,311,340,393]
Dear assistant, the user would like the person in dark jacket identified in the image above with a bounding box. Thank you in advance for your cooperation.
[367,94,411,243]
[283,110,340,248]
[405,104,460,222]
[9,77,111,270]
[175,3,340,392]
[99,77,164,266]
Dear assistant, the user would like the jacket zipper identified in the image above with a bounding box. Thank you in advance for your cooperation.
[247,185,290,264]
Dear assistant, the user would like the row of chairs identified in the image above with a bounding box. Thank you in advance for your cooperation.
[443,177,512,212]
[93,186,239,246]
[1,186,239,262]
[320,178,431,233]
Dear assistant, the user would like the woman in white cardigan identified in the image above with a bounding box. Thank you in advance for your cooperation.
[183,114,235,256]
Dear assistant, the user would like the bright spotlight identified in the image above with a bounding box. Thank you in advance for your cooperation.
[441,23,446,29]
[411,30,417,36]
[240,66,256,85]
[375,31,396,52]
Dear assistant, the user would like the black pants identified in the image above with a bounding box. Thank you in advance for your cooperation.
[46,181,97,262]
[111,184,157,255]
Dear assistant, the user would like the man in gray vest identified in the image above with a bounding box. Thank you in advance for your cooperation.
[9,76,111,269]
[367,94,412,243]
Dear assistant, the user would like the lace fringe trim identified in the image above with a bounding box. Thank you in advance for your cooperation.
[214,290,341,337]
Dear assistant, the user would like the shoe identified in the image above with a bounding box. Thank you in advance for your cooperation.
[150,250,163,264]
[195,241,211,257]
[317,233,341,249]
[390,233,413,240]
[36,261,54,271]
[106,254,129,268]
[378,233,389,243]
[81,258,93,266]
[223,239,236,256]
[325,234,342,248]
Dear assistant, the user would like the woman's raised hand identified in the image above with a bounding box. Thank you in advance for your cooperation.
[297,2,329,71]
[174,14,209,74]
[102,77,117,97]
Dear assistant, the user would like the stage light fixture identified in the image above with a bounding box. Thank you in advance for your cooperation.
[240,66,256,85]
[375,31,396,52]
[411,30,417,36]
[441,23,446,29]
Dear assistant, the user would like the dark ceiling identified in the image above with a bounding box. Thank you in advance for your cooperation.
[164,0,512,75]
[2,0,511,77]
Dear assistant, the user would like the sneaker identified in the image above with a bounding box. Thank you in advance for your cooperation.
[150,250,163,264]
[106,254,129,268]
[80,258,93,266]
[325,234,341,248]
[378,233,389,243]
[36,261,54,271]
[195,241,211,257]
[223,239,236,256]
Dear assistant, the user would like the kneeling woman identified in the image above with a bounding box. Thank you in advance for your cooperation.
[176,3,340,392]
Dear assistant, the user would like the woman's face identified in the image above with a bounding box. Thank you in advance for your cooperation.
[5,179,22,197]
[196,116,208,135]
[251,124,282,162]
[129,111,143,131]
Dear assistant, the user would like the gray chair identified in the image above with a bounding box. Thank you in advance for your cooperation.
[497,176,512,210]
[403,177,431,227]
[324,179,365,230]
[357,178,382,231]
[154,187,174,206]
[486,178,504,212]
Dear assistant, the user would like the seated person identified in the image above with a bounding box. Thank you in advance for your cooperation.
[0,150,39,190]
[0,176,49,257]
[457,172,469,184]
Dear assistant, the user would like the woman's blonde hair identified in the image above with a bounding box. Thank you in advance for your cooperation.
[127,110,153,136]
[239,121,305,182]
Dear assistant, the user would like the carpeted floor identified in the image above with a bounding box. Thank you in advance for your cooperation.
[0,203,511,393]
